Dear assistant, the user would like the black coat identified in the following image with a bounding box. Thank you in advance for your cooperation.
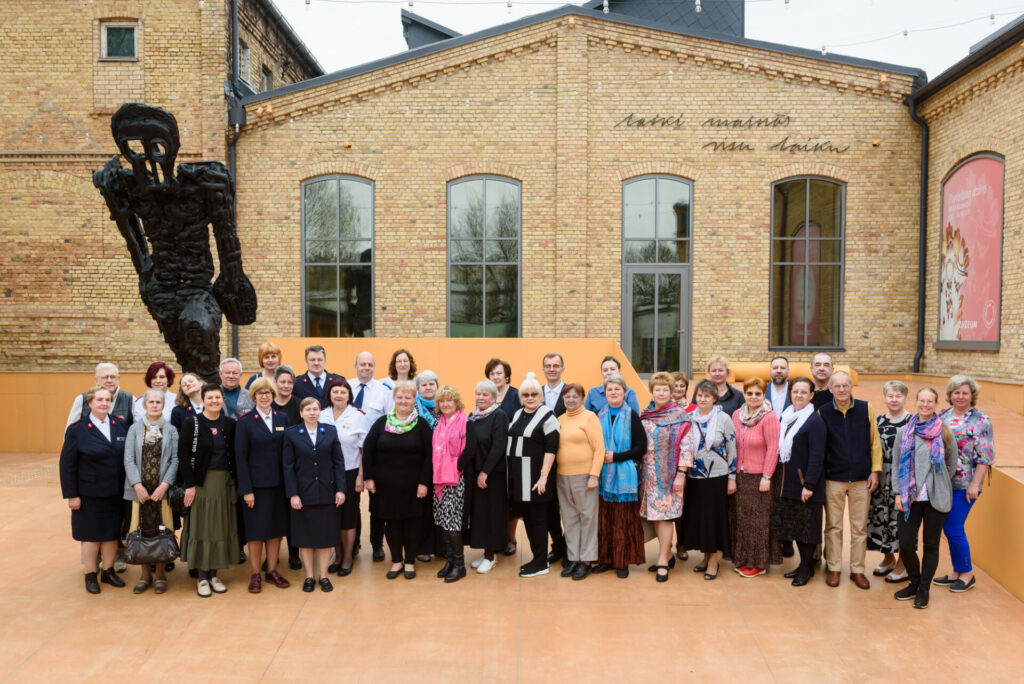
[177,414,237,488]
[234,409,289,494]
[362,416,433,520]
[778,413,827,504]
[170,403,199,430]
[282,423,347,506]
[59,416,128,499]
[292,371,346,408]
[467,409,510,474]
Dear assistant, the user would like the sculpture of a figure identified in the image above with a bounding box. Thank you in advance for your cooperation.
[93,103,257,381]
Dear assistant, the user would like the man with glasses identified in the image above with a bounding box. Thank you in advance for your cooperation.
[218,357,254,418]
[540,353,568,565]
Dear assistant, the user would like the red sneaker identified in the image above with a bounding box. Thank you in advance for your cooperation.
[739,566,766,578]
[734,565,749,575]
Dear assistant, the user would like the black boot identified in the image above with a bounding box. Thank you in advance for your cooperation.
[445,532,467,583]
[100,567,125,588]
[84,572,100,594]
[436,533,454,578]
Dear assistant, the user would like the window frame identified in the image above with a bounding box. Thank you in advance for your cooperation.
[100,22,138,61]
[299,174,376,337]
[445,174,523,338]
[260,65,273,92]
[621,174,693,266]
[768,175,846,351]
[239,39,253,88]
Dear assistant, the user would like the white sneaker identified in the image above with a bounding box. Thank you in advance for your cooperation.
[471,553,486,569]
[196,580,212,597]
[209,577,227,593]
[477,557,497,574]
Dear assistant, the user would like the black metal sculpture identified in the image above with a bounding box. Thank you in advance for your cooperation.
[93,103,257,381]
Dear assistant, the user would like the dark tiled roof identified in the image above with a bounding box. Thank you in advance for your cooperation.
[583,0,743,38]
[401,8,461,51]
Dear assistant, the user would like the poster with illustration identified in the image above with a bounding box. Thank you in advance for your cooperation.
[938,155,1003,347]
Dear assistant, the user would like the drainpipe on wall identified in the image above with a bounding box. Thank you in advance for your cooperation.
[908,99,929,373]
[227,0,243,360]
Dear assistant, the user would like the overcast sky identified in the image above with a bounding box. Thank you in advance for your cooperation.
[274,0,1023,82]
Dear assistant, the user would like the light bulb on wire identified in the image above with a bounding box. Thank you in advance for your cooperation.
[507,0,512,14]
[821,44,827,56]
[603,0,610,14]
[695,0,702,13]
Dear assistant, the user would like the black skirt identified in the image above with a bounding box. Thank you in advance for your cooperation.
[470,471,508,550]
[773,496,823,545]
[71,495,123,542]
[290,503,341,549]
[340,468,360,530]
[680,476,730,553]
[242,485,289,541]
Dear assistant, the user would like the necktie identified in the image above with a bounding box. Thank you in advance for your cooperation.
[354,383,366,409]
[315,376,322,395]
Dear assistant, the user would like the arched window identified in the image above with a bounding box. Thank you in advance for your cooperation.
[770,177,845,348]
[447,176,521,337]
[301,175,374,336]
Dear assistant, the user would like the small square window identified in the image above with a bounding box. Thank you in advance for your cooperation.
[102,24,136,60]
[261,67,273,92]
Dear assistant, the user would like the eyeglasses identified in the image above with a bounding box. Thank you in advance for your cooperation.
[521,392,540,398]
[254,390,273,397]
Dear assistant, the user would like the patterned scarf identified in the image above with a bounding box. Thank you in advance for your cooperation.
[597,404,637,502]
[385,408,419,435]
[432,411,467,499]
[468,403,499,422]
[777,404,814,464]
[641,402,692,495]
[897,413,945,519]
[737,401,772,427]
[142,415,165,445]
[416,395,437,428]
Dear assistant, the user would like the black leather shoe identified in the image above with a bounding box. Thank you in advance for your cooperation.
[791,573,812,587]
[336,566,352,577]
[85,572,100,594]
[561,561,579,578]
[101,568,125,588]
[437,557,455,579]
[302,577,315,592]
[615,567,629,579]
[648,557,676,572]
[591,563,612,574]
[546,549,564,565]
[572,563,591,581]
[404,569,417,580]
[655,566,670,583]
[319,577,333,592]
[372,547,386,562]
[288,557,303,571]
[386,568,402,580]
[327,561,341,574]
[502,540,517,556]
[784,569,799,579]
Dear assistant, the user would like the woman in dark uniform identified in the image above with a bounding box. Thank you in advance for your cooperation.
[506,373,561,578]
[235,377,291,593]
[466,379,510,575]
[362,381,433,580]
[178,384,239,597]
[170,372,203,430]
[60,386,129,594]
[282,397,347,592]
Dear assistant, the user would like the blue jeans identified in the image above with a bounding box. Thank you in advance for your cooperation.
[943,490,976,573]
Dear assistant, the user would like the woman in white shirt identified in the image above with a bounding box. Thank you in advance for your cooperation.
[319,378,368,576]
[132,361,176,423]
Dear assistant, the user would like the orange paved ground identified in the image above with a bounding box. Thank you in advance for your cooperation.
[2,379,1023,682]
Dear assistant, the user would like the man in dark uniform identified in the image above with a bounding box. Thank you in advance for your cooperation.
[292,345,345,408]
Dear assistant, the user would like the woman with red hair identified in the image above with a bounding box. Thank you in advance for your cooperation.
[132,362,176,423]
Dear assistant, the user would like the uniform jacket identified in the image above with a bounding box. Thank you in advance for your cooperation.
[293,371,346,408]
[235,408,289,494]
[59,416,129,499]
[282,422,347,506]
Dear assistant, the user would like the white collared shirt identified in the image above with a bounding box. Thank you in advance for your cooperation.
[257,408,274,433]
[307,371,327,392]
[306,425,319,446]
[356,377,395,426]
[544,382,564,410]
[90,413,111,441]
[770,382,789,416]
[320,404,368,470]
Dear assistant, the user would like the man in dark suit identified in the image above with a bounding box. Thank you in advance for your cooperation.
[540,352,567,564]
[292,345,345,408]
[766,355,792,417]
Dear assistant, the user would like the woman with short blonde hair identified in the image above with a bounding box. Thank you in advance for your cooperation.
[246,341,283,389]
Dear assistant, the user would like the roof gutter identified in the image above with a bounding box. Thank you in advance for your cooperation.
[907,97,929,373]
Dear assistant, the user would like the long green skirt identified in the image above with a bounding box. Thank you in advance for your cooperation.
[180,469,238,571]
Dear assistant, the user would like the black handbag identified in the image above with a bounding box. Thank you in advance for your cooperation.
[124,526,180,565]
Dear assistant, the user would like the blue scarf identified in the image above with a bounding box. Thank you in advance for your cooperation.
[416,395,437,428]
[598,404,638,502]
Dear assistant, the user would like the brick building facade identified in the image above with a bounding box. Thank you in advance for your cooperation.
[1,3,1021,381]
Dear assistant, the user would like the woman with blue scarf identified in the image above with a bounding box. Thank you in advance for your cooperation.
[592,376,648,579]
[413,370,441,561]
[891,387,957,609]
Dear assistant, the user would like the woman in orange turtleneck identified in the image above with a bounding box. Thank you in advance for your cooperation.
[555,384,605,581]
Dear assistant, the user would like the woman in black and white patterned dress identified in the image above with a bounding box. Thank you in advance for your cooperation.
[506,373,560,578]
[868,380,911,583]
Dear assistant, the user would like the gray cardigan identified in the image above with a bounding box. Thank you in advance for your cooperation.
[891,425,958,513]
[123,421,180,501]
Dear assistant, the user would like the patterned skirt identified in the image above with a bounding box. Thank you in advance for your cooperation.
[773,496,823,545]
[730,472,781,568]
[597,499,645,568]
[867,460,900,553]
[433,475,466,532]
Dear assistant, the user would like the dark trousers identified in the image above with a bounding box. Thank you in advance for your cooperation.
[547,494,565,554]
[384,517,421,565]
[367,492,385,549]
[521,501,550,564]
[897,501,948,588]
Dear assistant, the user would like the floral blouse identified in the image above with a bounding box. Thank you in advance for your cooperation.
[939,407,995,490]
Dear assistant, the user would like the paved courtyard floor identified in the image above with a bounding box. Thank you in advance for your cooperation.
[2,379,1023,682]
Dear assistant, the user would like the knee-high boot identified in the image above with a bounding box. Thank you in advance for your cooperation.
[436,532,454,578]
[445,531,467,583]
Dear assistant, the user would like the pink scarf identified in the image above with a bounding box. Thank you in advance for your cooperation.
[432,411,467,499]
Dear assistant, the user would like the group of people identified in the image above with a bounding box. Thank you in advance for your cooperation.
[59,347,995,609]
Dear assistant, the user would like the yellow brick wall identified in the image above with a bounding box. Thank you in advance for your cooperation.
[238,0,320,92]
[235,15,922,375]
[919,46,1024,382]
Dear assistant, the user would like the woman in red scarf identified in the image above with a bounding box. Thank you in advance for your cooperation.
[432,385,474,583]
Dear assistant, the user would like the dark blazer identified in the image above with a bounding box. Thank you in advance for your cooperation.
[59,416,128,499]
[177,414,237,488]
[778,413,827,504]
[362,416,433,520]
[552,393,566,417]
[235,409,289,494]
[281,422,347,506]
[467,409,510,474]
[497,387,522,420]
[170,403,200,430]
[766,382,792,414]
[292,371,346,408]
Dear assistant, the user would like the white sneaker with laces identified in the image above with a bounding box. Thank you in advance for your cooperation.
[471,553,486,569]
[477,557,497,574]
